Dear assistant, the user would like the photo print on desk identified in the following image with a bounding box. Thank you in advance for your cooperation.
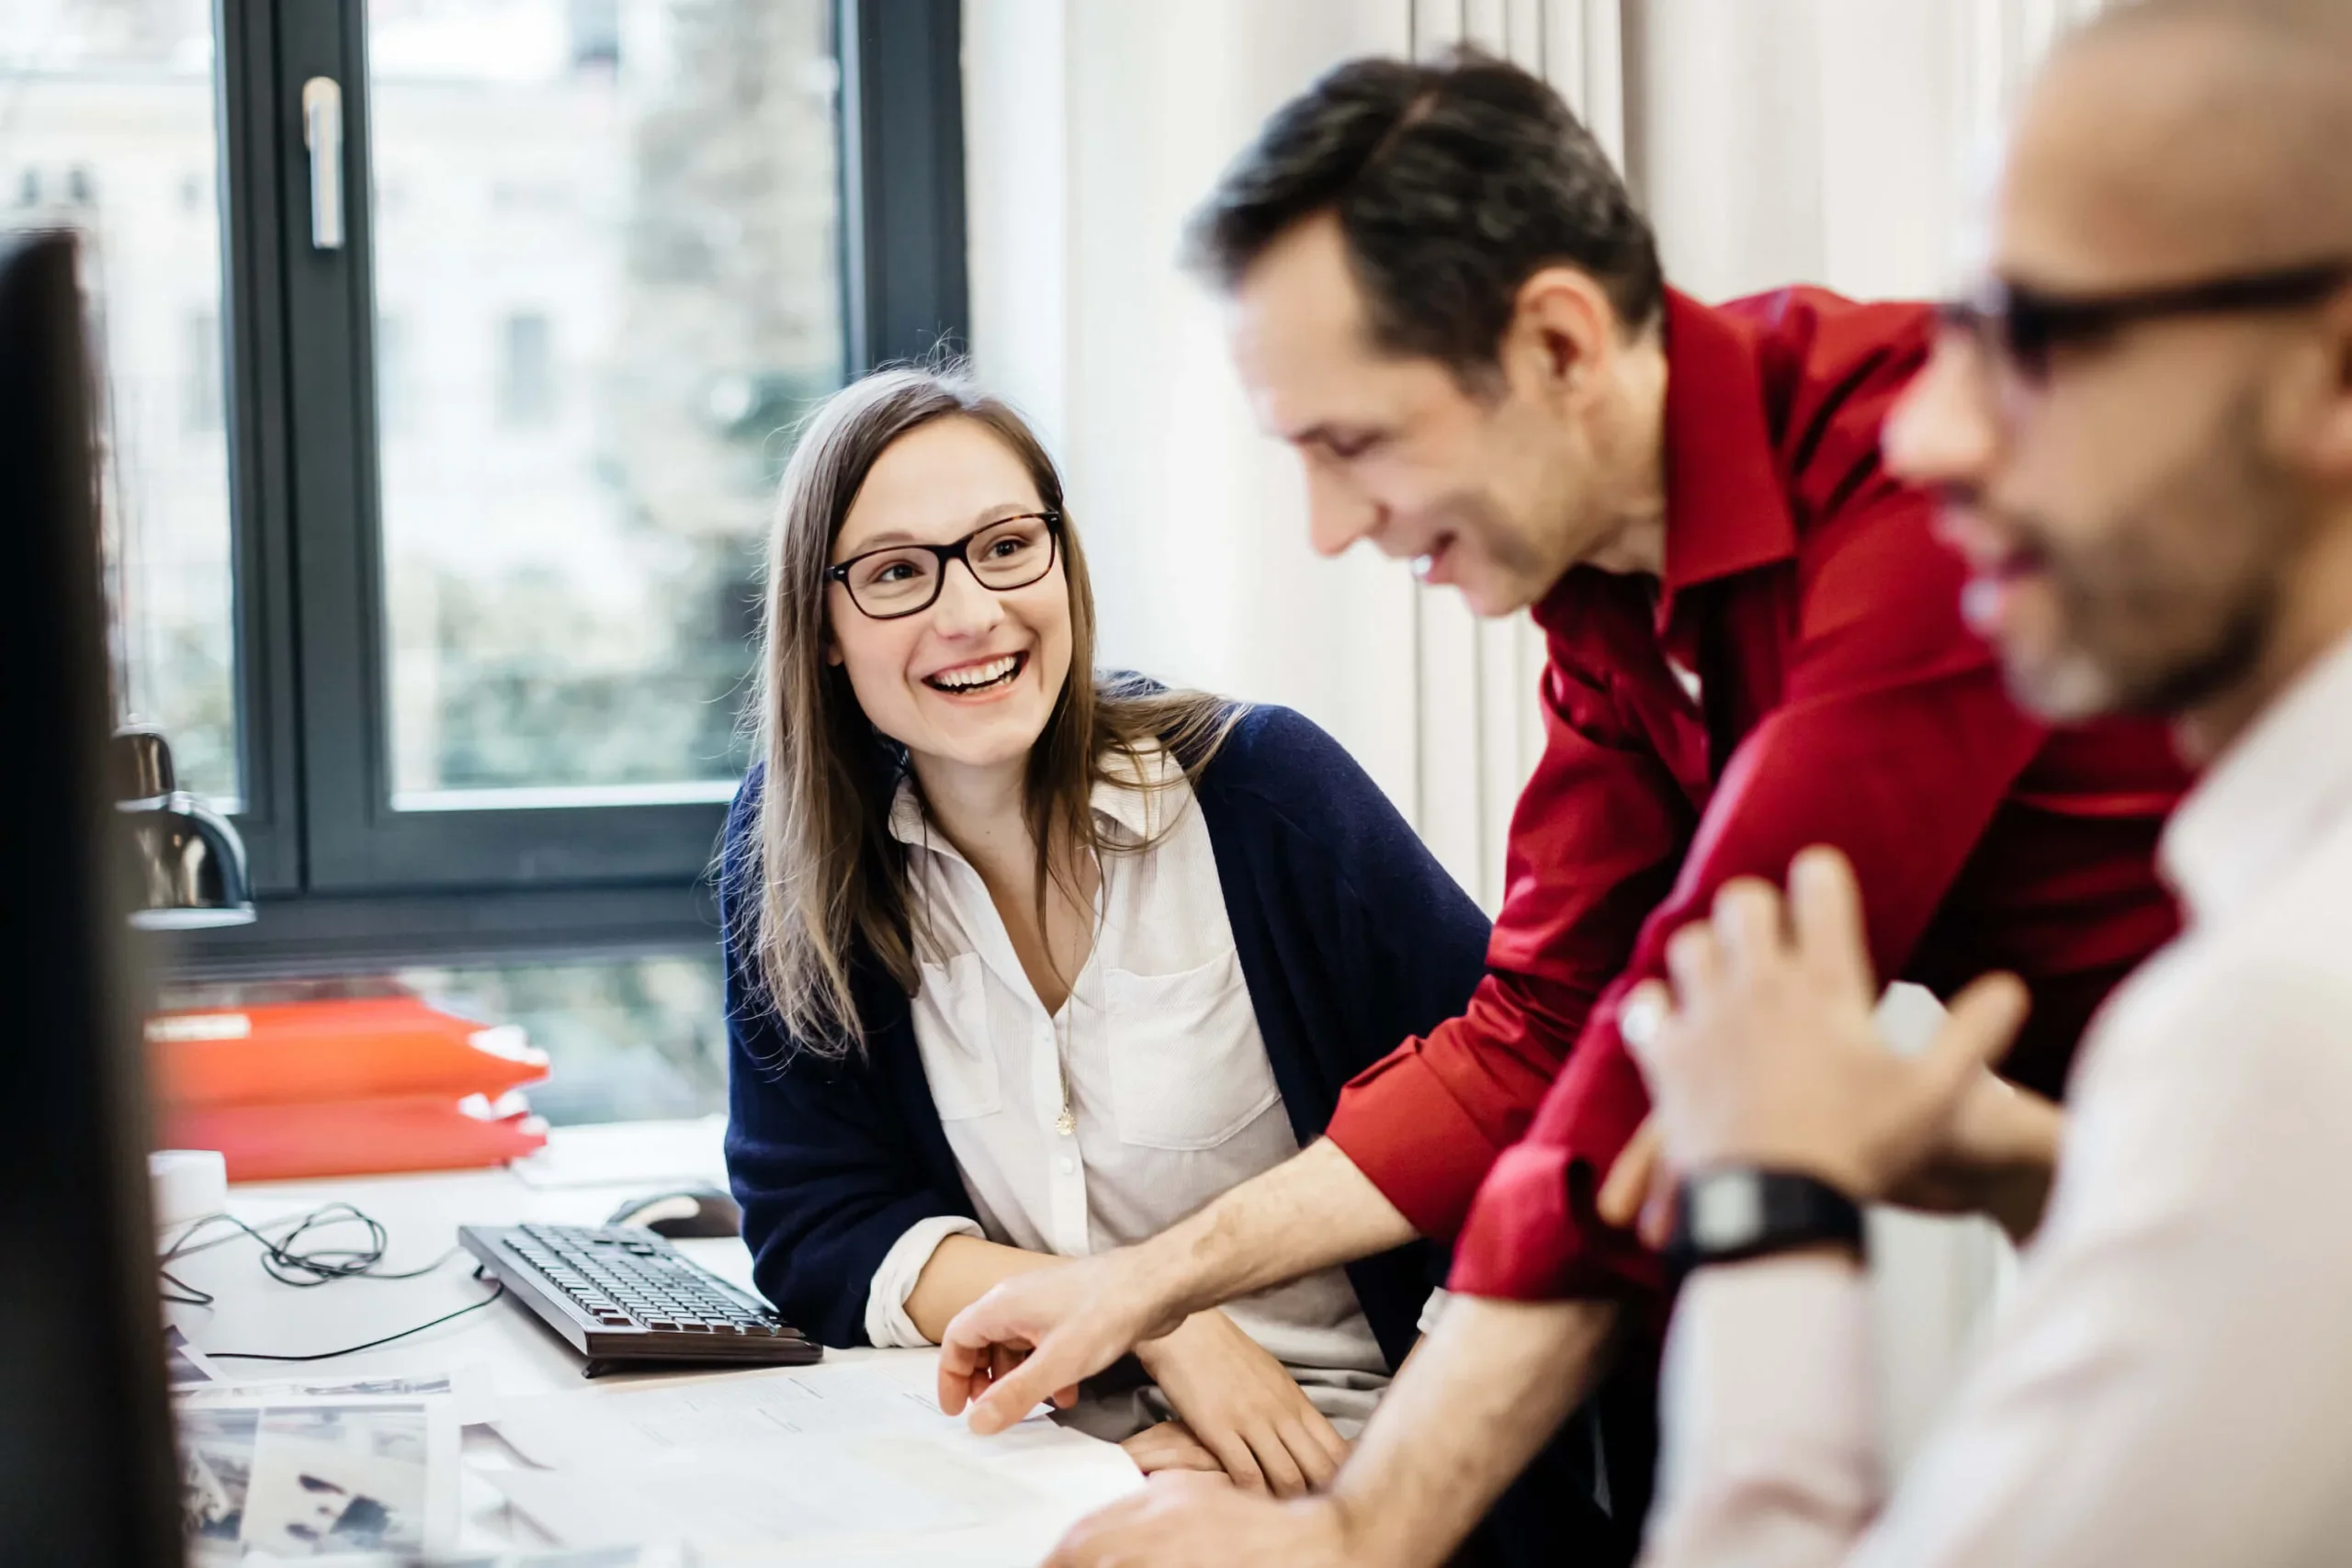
[177,1398,458,1561]
[175,1366,498,1429]
[164,1324,223,1386]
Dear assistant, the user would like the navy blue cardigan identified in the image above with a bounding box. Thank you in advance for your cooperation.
[719,704,1491,1371]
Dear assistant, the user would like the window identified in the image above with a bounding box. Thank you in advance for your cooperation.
[368,0,850,809]
[186,310,222,432]
[374,311,409,430]
[6,0,966,975]
[401,954,729,1125]
[4,0,242,805]
[159,954,731,1125]
[493,311,553,430]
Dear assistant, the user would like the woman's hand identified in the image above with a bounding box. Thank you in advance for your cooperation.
[1119,1419,1229,1478]
[1132,1309,1350,1498]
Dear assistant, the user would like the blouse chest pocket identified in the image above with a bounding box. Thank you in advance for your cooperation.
[913,952,1002,1122]
[1104,953,1282,1151]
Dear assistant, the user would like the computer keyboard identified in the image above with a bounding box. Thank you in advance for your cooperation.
[460,1222,821,1377]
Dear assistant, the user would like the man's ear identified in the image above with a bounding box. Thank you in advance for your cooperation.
[1500,265,1617,405]
[2304,290,2352,483]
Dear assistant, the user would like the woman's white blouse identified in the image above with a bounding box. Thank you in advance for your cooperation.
[863,746,1389,1411]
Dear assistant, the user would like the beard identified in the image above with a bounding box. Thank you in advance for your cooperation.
[2000,388,2309,726]
[1437,488,1573,615]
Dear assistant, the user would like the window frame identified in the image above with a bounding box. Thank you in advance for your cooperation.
[181,0,966,975]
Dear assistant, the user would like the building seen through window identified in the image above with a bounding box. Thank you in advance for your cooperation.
[4,0,846,814]
[159,954,732,1127]
[2,0,240,802]
[370,0,844,808]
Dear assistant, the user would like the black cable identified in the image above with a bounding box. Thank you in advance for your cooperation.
[158,1265,214,1308]
[162,1200,506,1364]
[208,1275,506,1363]
[163,1211,283,1264]
[163,1202,461,1289]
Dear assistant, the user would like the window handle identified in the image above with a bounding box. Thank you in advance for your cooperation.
[301,76,345,251]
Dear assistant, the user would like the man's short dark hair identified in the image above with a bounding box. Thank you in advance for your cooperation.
[1183,49,1663,381]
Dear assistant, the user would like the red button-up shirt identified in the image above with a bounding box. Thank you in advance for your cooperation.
[1322,287,2189,1304]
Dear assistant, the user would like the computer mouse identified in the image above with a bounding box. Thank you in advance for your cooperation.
[605,1186,742,1239]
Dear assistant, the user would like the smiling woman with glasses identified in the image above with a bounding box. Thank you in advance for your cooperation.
[718,365,1492,1498]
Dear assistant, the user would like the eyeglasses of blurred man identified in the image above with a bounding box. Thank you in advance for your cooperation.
[1886,62,2352,746]
[1937,259,2352,389]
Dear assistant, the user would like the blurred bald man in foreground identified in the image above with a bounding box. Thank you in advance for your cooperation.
[1616,1,2352,1563]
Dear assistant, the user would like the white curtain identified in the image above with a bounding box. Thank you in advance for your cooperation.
[1401,2,1624,911]
[964,0,1423,823]
[1632,0,2109,308]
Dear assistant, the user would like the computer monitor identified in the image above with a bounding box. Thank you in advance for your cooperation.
[0,229,184,1564]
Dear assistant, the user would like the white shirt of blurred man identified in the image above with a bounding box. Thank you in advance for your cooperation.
[1625,3,2352,1565]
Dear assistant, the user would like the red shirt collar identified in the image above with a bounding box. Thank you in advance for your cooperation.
[1652,288,1798,633]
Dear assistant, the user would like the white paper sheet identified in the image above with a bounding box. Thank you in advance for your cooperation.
[486,1433,995,1547]
[489,1361,961,1472]
[292,1550,692,1566]
[479,1359,1142,1557]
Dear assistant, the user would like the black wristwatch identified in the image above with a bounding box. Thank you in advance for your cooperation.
[1664,1168,1866,1280]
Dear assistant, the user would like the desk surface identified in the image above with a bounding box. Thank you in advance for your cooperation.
[166,1118,778,1406]
[164,1119,1124,1557]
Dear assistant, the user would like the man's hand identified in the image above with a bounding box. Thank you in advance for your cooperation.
[938,1140,1416,1436]
[1888,1069,2062,1239]
[937,1248,1186,1434]
[1620,846,2033,1204]
[1600,1069,2064,1247]
[1044,1475,1363,1568]
[1134,1310,1348,1496]
[1049,1293,1612,1568]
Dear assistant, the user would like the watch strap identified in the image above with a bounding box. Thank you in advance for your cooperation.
[1664,1167,1866,1280]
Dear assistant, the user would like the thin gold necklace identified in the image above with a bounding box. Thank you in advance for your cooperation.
[1054,1009,1077,1137]
[1052,856,1101,1138]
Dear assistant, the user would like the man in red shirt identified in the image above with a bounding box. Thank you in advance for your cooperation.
[936,50,2188,1567]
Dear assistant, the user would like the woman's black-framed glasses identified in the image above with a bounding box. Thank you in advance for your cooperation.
[1938,258,2352,384]
[826,511,1063,621]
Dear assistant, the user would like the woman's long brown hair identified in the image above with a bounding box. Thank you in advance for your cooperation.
[739,365,1238,1056]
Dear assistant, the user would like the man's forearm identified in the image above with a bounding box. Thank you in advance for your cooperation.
[1142,1138,1420,1318]
[1329,1294,1623,1568]
[940,1141,1428,1431]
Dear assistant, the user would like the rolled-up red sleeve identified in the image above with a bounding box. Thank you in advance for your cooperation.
[1326,970,1601,1241]
[1449,488,2050,1301]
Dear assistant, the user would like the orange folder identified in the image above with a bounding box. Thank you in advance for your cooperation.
[157,1093,548,1182]
[146,996,553,1179]
[148,996,550,1108]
